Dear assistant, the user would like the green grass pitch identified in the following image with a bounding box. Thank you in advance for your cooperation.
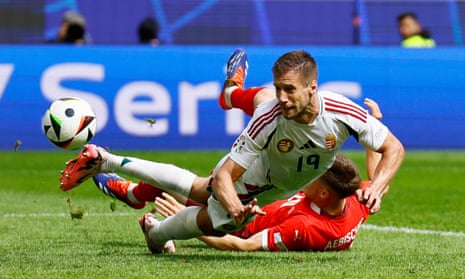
[1,150,464,278]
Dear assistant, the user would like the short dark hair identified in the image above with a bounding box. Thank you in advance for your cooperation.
[272,50,318,84]
[397,12,418,23]
[138,17,159,44]
[320,153,361,198]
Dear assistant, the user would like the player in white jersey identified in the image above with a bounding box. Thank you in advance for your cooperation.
[213,49,404,229]
[230,90,387,198]
[60,49,404,253]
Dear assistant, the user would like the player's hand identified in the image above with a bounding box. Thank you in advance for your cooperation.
[364,98,383,120]
[154,192,185,218]
[356,187,382,214]
[232,198,266,225]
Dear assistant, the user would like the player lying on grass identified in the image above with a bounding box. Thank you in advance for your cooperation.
[68,92,384,253]
[138,98,384,252]
[147,153,373,252]
[59,49,403,252]
[59,98,384,253]
[138,98,385,252]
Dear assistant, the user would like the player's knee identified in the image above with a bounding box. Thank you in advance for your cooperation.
[196,207,225,236]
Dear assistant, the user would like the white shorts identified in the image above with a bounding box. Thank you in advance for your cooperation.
[208,154,272,232]
[207,194,255,233]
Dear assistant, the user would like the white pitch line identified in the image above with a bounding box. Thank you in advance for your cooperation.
[362,224,465,238]
[4,213,465,238]
[3,212,138,218]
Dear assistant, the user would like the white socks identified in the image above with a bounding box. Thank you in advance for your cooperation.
[149,206,203,244]
[100,153,195,197]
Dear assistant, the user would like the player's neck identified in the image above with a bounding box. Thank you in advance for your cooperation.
[321,198,346,217]
[294,94,320,124]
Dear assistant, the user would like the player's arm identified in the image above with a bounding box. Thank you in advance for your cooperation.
[364,98,383,180]
[358,131,404,213]
[359,98,403,211]
[213,219,311,252]
[198,232,264,251]
[365,149,381,181]
[213,158,265,225]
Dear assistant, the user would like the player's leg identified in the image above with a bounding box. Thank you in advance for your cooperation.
[139,202,229,254]
[92,173,149,209]
[92,172,209,209]
[139,190,255,253]
[97,148,194,198]
[219,48,274,116]
[60,144,103,191]
[139,206,212,253]
[221,87,274,116]
[139,213,177,253]
[60,144,211,203]
[98,149,212,202]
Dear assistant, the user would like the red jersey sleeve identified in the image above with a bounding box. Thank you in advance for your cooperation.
[261,216,314,251]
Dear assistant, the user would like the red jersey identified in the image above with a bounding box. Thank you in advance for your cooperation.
[235,191,370,251]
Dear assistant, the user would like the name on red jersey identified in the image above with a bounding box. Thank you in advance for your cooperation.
[324,218,365,251]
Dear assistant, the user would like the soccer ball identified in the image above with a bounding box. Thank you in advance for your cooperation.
[42,97,97,150]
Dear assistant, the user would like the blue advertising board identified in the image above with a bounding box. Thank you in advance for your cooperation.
[0,46,464,150]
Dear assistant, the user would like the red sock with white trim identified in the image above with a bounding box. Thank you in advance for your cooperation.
[223,86,265,116]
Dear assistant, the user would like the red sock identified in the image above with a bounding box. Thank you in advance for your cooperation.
[230,87,264,116]
[185,199,204,207]
[133,181,205,206]
[132,181,163,202]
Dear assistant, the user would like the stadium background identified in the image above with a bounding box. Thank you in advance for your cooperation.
[0,0,464,150]
[1,0,464,45]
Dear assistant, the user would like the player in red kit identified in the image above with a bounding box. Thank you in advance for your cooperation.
[152,154,372,252]
[145,98,384,252]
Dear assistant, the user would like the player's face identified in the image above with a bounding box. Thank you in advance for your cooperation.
[274,70,317,121]
[399,17,421,38]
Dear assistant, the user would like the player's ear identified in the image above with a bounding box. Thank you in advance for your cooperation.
[306,79,317,96]
[310,79,318,94]
[319,188,330,200]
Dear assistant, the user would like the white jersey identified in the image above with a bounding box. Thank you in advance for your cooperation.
[225,90,388,199]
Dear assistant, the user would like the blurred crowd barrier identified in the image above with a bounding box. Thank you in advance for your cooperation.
[1,0,463,46]
[0,46,464,150]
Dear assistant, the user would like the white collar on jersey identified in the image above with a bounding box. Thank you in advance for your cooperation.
[310,202,321,214]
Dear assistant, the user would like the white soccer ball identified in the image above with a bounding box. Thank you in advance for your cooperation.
[42,97,97,150]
